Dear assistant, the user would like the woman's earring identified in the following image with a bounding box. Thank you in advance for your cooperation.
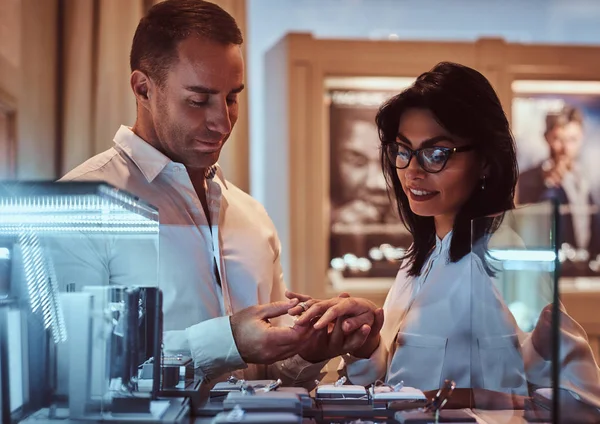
[480,175,486,190]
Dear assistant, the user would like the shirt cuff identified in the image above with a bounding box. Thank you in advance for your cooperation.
[186,315,247,379]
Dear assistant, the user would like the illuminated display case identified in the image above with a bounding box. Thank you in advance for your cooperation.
[471,201,562,421]
[0,182,186,423]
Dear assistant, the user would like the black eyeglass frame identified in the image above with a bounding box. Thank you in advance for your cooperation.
[384,143,475,174]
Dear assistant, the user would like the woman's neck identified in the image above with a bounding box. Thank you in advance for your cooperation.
[434,215,454,240]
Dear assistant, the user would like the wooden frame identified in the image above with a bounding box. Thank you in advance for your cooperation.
[0,89,17,180]
[265,33,600,306]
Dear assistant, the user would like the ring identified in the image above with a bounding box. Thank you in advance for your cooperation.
[299,301,308,312]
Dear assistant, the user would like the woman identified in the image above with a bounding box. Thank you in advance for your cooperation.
[292,62,600,409]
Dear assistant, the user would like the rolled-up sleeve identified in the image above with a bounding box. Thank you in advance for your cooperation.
[184,316,247,379]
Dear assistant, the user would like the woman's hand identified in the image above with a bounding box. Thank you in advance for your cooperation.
[286,291,384,359]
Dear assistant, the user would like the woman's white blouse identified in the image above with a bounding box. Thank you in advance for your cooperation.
[344,232,600,407]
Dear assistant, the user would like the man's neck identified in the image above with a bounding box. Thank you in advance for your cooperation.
[131,121,161,152]
[187,167,211,226]
[187,167,208,183]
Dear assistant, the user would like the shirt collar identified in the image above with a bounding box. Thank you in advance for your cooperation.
[435,230,453,251]
[113,125,228,189]
[212,164,228,189]
[113,125,171,182]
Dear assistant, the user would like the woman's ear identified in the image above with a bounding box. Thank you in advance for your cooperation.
[480,159,491,179]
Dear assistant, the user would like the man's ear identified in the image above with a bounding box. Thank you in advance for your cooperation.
[131,70,153,109]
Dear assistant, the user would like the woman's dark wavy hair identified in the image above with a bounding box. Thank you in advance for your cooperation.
[376,62,518,276]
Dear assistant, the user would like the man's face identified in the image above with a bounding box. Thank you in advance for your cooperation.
[149,37,244,170]
[337,120,389,208]
[546,122,584,164]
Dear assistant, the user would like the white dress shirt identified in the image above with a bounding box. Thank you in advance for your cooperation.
[344,232,600,407]
[54,125,324,388]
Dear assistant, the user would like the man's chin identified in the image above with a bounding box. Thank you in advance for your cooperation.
[186,152,220,170]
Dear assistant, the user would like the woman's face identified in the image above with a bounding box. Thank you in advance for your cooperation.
[395,108,481,235]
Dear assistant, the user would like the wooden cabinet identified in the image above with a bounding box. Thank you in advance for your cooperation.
[0,98,16,180]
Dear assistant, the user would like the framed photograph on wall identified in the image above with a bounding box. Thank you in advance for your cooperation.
[513,80,600,277]
[324,77,414,292]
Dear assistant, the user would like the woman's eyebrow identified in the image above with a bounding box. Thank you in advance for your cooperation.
[396,133,456,147]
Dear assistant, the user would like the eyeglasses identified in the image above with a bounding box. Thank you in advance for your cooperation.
[384,143,474,173]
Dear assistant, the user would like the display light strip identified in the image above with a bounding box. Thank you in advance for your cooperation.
[489,249,556,262]
[0,225,157,234]
[0,195,158,233]
[0,196,156,216]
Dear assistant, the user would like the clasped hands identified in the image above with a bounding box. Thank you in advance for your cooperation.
[230,292,383,366]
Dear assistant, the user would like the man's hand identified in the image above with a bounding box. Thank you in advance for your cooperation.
[543,157,571,188]
[230,298,313,364]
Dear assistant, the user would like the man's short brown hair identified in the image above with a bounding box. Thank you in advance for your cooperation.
[545,105,584,135]
[130,0,243,85]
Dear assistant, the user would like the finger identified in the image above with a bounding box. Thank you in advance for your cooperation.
[329,317,345,351]
[290,322,313,336]
[369,308,385,335]
[260,298,299,320]
[313,299,365,330]
[288,298,321,317]
[288,307,302,317]
[342,312,375,333]
[285,290,313,302]
[293,298,339,326]
[313,305,347,330]
[338,292,351,298]
[342,324,371,353]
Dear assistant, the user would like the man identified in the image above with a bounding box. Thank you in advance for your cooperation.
[330,112,394,226]
[54,0,379,389]
[518,106,600,265]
